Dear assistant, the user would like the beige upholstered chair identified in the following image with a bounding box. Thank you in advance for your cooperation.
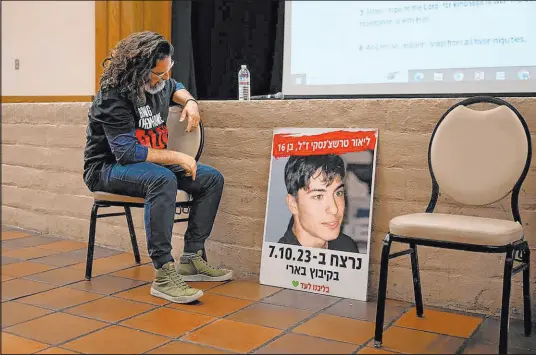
[85,109,204,280]
[373,97,532,354]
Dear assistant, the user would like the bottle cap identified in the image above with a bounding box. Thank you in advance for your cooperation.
[241,65,247,69]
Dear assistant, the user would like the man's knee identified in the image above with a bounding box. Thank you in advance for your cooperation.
[150,168,177,192]
[214,168,224,186]
[208,167,224,189]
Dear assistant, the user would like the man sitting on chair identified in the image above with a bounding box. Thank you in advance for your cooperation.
[279,154,359,253]
[83,31,231,304]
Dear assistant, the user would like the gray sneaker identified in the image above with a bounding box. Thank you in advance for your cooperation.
[177,250,233,282]
[150,262,203,303]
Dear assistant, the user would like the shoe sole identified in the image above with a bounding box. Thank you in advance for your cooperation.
[150,287,204,304]
[180,270,233,282]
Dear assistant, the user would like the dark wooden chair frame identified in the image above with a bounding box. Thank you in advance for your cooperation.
[84,121,205,280]
[373,96,532,355]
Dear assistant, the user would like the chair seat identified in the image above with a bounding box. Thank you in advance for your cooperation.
[93,190,191,204]
[389,213,523,246]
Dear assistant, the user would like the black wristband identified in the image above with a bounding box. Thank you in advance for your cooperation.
[184,98,198,107]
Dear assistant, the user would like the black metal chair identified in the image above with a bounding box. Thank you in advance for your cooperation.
[373,96,532,354]
[85,110,204,280]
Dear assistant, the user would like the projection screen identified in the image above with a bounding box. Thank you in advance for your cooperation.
[282,1,536,97]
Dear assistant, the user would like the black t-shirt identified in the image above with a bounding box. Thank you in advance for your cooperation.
[278,217,360,253]
[83,79,185,190]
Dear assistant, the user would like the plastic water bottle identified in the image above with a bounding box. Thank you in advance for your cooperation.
[238,64,250,100]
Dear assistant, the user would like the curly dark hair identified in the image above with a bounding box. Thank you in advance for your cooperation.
[99,31,174,105]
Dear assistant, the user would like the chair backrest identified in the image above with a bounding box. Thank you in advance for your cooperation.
[166,108,204,161]
[427,97,531,213]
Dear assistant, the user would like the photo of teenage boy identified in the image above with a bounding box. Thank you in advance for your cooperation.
[278,154,359,253]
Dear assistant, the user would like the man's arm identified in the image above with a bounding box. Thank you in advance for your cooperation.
[94,93,148,166]
[172,87,196,106]
[169,79,200,132]
[106,129,191,167]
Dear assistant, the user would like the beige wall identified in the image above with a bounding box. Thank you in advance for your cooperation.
[2,98,535,320]
[1,1,95,96]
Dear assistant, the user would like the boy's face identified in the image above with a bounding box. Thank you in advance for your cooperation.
[287,169,345,243]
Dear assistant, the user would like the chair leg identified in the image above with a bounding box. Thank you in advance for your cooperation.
[124,206,141,264]
[522,243,532,337]
[374,234,393,348]
[410,243,424,317]
[85,204,99,280]
[499,246,515,354]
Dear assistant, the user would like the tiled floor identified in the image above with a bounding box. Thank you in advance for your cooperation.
[2,229,535,354]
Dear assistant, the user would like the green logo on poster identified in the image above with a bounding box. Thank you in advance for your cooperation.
[292,280,299,287]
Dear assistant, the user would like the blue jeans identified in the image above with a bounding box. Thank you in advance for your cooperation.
[92,162,224,268]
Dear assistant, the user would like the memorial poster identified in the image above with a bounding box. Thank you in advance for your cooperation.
[259,128,378,300]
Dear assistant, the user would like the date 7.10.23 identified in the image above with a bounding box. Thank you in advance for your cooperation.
[267,245,362,270]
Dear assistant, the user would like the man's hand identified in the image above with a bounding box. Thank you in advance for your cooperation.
[145,150,197,180]
[177,152,197,180]
[179,100,200,132]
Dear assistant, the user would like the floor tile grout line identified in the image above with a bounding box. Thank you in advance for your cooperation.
[4,300,177,351]
[2,323,115,350]
[352,304,415,354]
[5,307,529,353]
[355,304,489,355]
[389,324,477,340]
[150,339,232,354]
[4,279,269,352]
[459,335,536,353]
[143,295,273,354]
[2,249,65,261]
[63,281,283,353]
[142,317,229,354]
[31,344,82,355]
[2,297,498,355]
[4,262,74,281]
[6,275,411,354]
[58,299,195,348]
[246,296,348,354]
[456,316,488,355]
[414,304,501,320]
[162,289,293,353]
[3,295,113,335]
[3,276,158,331]
[5,274,150,303]
[3,253,154,303]
[7,243,86,251]
[206,288,282,302]
[321,303,412,324]
[161,288,292,335]
[159,287,286,323]
[3,295,107,330]
[454,315,536,354]
[159,287,278,307]
[5,233,250,288]
[3,283,64,303]
[4,263,261,335]
[141,339,177,354]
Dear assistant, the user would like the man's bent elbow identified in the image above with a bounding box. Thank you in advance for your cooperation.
[116,145,148,165]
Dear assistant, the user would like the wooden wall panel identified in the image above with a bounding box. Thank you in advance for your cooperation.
[95,1,108,91]
[107,1,122,52]
[143,1,171,39]
[121,1,144,38]
[94,0,172,92]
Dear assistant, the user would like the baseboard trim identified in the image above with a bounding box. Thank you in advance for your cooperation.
[2,96,94,103]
